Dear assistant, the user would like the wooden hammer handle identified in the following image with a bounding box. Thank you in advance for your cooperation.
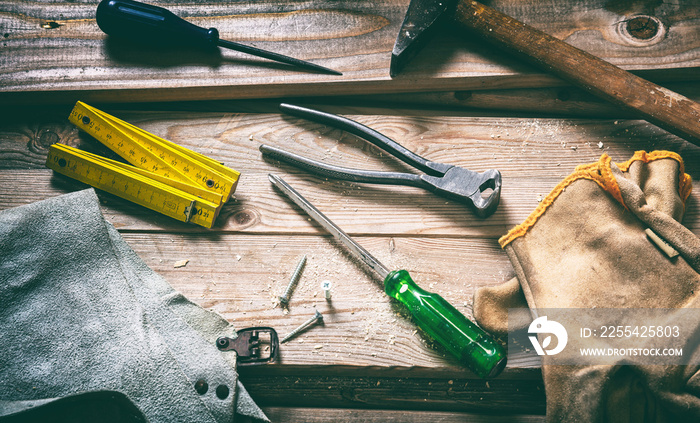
[455,1,700,145]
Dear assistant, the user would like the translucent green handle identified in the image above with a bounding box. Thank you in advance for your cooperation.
[384,270,506,378]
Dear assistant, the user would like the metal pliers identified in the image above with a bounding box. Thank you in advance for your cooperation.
[260,103,501,217]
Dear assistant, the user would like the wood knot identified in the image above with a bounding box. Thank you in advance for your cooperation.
[627,16,659,40]
[556,89,571,102]
[618,15,666,46]
[29,129,60,154]
[454,91,473,102]
[38,130,59,147]
[234,210,253,225]
[40,21,61,29]
[225,208,259,230]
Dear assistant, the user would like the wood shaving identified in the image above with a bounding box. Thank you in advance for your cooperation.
[173,259,189,268]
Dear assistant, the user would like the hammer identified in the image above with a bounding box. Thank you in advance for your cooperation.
[390,0,700,146]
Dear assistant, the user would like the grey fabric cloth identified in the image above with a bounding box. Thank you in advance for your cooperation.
[0,189,268,422]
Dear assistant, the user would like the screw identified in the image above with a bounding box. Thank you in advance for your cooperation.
[281,310,323,343]
[321,280,332,300]
[279,255,306,306]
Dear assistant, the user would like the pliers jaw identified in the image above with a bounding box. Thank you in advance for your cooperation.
[422,167,501,218]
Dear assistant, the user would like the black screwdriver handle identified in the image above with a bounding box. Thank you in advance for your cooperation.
[96,0,219,48]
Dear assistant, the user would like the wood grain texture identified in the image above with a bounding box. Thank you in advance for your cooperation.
[349,81,700,118]
[2,106,698,233]
[454,1,700,144]
[1,104,699,417]
[1,0,698,103]
[257,407,546,422]
[238,367,545,413]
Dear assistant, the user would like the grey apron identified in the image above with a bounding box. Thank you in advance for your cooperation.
[0,189,267,422]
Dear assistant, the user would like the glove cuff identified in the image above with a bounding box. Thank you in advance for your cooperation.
[499,150,692,248]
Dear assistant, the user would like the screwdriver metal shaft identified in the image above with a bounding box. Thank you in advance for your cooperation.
[268,175,390,281]
[217,39,342,75]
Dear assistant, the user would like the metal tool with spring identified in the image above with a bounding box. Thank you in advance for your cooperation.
[268,174,506,378]
[260,104,501,217]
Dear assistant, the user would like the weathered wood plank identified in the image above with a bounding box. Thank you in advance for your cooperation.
[237,369,545,413]
[3,167,699,238]
[1,0,698,103]
[1,109,698,378]
[3,105,699,416]
[122,232,514,366]
[347,81,700,118]
[256,407,546,422]
[1,109,698,235]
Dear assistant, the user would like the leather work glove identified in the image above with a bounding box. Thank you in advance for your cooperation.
[473,151,700,422]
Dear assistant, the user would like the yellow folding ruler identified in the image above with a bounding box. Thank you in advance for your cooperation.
[45,101,240,228]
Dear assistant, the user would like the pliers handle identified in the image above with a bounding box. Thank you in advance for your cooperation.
[260,103,501,217]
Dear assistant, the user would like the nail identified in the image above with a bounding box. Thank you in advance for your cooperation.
[281,310,323,343]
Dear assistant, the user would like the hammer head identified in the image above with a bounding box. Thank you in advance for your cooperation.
[390,0,456,77]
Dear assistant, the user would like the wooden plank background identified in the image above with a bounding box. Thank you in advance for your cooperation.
[1,0,699,103]
[3,1,700,420]
[1,99,699,418]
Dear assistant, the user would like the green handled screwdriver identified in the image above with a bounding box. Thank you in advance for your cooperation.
[96,0,342,75]
[268,174,506,378]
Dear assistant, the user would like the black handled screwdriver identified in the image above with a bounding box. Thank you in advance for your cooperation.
[96,0,342,75]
